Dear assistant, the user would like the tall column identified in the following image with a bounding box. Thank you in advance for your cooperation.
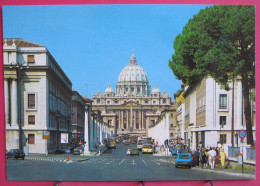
[127,110,129,129]
[4,80,9,124]
[139,110,142,129]
[134,110,136,129]
[11,79,18,126]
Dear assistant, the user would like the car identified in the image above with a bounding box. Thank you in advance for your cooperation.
[175,153,192,168]
[171,147,178,156]
[137,142,143,151]
[73,147,81,155]
[142,144,153,154]
[130,148,139,156]
[6,149,25,160]
[126,148,131,155]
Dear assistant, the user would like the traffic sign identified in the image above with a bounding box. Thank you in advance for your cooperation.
[239,130,246,139]
[65,149,70,154]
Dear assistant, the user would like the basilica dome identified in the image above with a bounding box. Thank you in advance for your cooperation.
[116,51,150,96]
[117,52,149,84]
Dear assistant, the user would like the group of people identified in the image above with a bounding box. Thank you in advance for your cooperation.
[194,147,226,170]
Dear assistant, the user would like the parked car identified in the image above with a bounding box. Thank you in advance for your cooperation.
[130,148,139,156]
[175,153,192,168]
[6,149,25,160]
[73,147,81,155]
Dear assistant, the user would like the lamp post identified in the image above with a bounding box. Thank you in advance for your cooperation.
[16,62,28,150]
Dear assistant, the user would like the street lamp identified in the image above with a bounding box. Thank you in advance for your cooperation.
[16,61,28,150]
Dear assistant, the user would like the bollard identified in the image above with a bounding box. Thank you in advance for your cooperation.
[99,149,101,154]
[67,153,69,161]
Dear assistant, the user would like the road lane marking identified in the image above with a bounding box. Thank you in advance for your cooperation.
[119,159,125,165]
[142,160,147,166]
[156,163,160,165]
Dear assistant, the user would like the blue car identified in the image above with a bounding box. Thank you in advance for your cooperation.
[171,147,178,156]
[175,153,192,168]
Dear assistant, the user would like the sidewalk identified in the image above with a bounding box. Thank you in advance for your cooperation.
[25,145,108,162]
[168,160,255,179]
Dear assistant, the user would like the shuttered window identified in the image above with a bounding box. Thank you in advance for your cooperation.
[28,115,35,125]
[28,134,35,144]
[27,55,35,63]
[28,94,35,109]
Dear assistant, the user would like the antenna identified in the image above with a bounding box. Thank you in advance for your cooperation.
[85,84,88,97]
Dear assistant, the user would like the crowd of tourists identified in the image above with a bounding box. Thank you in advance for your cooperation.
[192,147,227,170]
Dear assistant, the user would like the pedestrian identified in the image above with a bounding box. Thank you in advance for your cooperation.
[200,149,207,168]
[194,148,200,166]
[208,147,217,170]
[220,148,226,169]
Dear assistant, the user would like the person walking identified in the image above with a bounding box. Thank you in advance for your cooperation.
[194,148,200,166]
[200,149,207,168]
[220,148,226,169]
[208,147,217,170]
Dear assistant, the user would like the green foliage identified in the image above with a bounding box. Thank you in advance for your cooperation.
[169,5,255,88]
[234,165,255,171]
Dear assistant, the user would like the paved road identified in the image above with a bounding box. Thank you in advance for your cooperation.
[6,143,252,181]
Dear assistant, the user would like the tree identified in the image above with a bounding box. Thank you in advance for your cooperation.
[169,5,255,146]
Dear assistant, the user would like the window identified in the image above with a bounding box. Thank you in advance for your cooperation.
[27,55,35,63]
[145,100,148,104]
[131,87,134,92]
[107,101,110,104]
[163,99,166,103]
[171,113,174,117]
[171,124,174,127]
[28,94,36,109]
[219,94,227,109]
[136,123,139,129]
[220,116,226,127]
[124,123,127,129]
[137,87,140,93]
[153,101,156,104]
[28,115,35,125]
[28,134,35,144]
[220,134,227,144]
[170,133,174,137]
[97,99,100,103]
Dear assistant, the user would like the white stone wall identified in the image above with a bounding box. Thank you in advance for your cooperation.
[147,113,169,146]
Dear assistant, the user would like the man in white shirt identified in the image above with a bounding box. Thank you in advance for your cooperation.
[208,147,217,170]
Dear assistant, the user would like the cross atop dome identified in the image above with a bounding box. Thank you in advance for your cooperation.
[130,49,137,65]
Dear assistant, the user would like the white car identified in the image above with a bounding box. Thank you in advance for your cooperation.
[126,148,131,155]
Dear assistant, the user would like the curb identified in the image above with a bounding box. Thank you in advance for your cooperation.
[25,157,90,162]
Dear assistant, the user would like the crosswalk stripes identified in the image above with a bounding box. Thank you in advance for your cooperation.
[83,158,166,166]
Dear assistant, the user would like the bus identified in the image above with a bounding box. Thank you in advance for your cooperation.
[104,138,116,149]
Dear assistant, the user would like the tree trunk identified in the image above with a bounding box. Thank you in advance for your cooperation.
[241,75,254,147]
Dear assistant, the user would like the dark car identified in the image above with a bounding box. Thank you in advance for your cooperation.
[6,149,25,160]
[175,153,192,168]
[73,147,81,155]
[130,148,139,156]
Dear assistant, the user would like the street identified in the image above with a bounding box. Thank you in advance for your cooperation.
[6,143,252,181]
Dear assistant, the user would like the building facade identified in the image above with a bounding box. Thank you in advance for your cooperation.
[72,91,86,144]
[91,52,173,137]
[181,76,256,152]
[4,38,72,154]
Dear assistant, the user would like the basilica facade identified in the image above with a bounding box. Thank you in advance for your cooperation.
[91,52,173,136]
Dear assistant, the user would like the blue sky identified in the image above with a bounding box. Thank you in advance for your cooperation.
[3,5,209,99]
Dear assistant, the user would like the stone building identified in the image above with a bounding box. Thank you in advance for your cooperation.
[4,38,72,154]
[72,91,86,144]
[181,76,256,152]
[91,52,173,137]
